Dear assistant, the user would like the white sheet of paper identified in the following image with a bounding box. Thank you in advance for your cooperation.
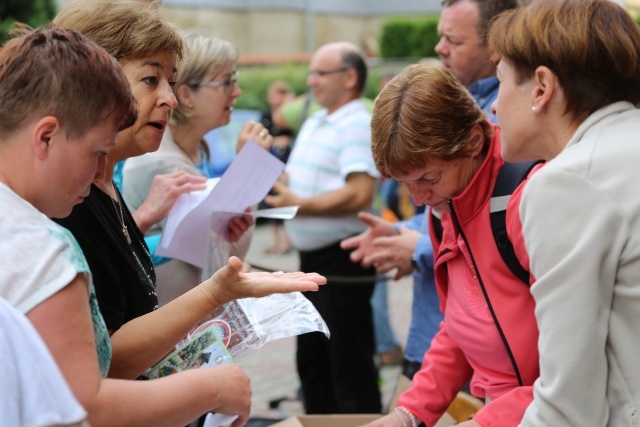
[161,178,220,248]
[217,206,299,220]
[203,412,237,427]
[156,140,285,267]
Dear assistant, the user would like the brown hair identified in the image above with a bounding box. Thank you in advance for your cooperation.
[268,80,293,96]
[53,0,185,61]
[0,26,137,139]
[371,64,492,178]
[442,0,518,45]
[341,45,368,95]
[489,0,640,122]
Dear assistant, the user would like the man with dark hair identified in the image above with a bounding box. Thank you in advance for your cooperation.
[437,0,518,121]
[266,41,382,414]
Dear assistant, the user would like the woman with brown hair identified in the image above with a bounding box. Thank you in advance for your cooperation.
[489,0,640,425]
[43,1,326,425]
[364,64,541,427]
[122,33,272,304]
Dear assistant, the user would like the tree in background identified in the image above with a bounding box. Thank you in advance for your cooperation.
[1,0,57,44]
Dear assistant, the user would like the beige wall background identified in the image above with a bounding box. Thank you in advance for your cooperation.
[162,7,413,57]
[54,0,636,58]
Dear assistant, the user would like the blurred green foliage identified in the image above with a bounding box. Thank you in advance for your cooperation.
[0,0,57,44]
[379,14,440,59]
[235,62,392,111]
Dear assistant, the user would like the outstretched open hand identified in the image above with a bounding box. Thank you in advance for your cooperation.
[366,226,422,280]
[340,212,398,267]
[206,256,326,307]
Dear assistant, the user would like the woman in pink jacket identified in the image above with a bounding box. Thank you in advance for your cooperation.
[366,64,541,427]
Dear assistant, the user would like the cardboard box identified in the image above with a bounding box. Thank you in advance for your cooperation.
[270,414,381,427]
[270,413,457,427]
[269,375,479,427]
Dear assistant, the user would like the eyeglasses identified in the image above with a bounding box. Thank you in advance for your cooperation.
[196,70,239,94]
[307,67,351,78]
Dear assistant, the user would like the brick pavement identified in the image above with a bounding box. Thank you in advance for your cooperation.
[239,224,414,422]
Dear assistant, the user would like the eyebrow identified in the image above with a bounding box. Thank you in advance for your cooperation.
[140,59,177,74]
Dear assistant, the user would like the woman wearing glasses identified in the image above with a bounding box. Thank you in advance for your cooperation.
[123,33,272,304]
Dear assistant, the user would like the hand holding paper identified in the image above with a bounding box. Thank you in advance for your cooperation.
[157,140,298,267]
[263,180,301,209]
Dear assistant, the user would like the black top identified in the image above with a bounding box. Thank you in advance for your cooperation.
[260,110,292,164]
[55,184,158,331]
[259,110,292,138]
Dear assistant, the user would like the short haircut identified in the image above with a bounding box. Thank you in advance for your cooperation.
[0,26,137,140]
[371,64,492,178]
[172,33,238,126]
[53,0,185,61]
[489,0,640,123]
[268,80,294,95]
[341,47,368,95]
[442,0,518,45]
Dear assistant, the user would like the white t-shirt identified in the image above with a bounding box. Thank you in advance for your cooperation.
[285,99,380,251]
[0,297,88,427]
[0,183,111,376]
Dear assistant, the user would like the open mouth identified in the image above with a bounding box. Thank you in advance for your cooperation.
[148,122,165,130]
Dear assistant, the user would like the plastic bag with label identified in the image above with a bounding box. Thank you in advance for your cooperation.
[186,291,330,360]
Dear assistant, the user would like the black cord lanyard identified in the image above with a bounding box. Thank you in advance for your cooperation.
[449,201,524,387]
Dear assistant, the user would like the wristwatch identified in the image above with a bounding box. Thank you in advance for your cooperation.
[411,253,422,273]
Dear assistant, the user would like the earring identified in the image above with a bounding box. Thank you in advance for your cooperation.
[531,106,537,111]
[188,104,193,108]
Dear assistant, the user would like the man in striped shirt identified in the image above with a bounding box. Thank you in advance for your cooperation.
[266,41,381,414]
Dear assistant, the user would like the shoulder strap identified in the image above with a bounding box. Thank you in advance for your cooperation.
[489,160,542,285]
[289,92,314,151]
[299,93,313,130]
[430,160,542,285]
[431,209,443,242]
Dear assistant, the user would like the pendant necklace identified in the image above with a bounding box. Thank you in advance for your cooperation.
[109,182,131,244]
[108,182,155,288]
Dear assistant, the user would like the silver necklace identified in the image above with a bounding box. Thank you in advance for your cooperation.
[108,182,155,288]
[109,182,132,244]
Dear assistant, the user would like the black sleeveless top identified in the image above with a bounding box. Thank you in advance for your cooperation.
[55,184,157,331]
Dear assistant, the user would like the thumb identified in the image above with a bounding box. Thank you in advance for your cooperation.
[227,256,243,272]
[357,211,382,227]
[398,225,411,235]
[271,181,285,194]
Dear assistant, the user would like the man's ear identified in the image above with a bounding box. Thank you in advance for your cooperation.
[531,66,557,113]
[344,68,358,92]
[32,116,62,160]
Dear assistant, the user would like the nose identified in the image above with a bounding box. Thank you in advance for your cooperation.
[306,73,317,88]
[435,37,447,58]
[231,82,241,99]
[405,182,431,207]
[160,82,178,109]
